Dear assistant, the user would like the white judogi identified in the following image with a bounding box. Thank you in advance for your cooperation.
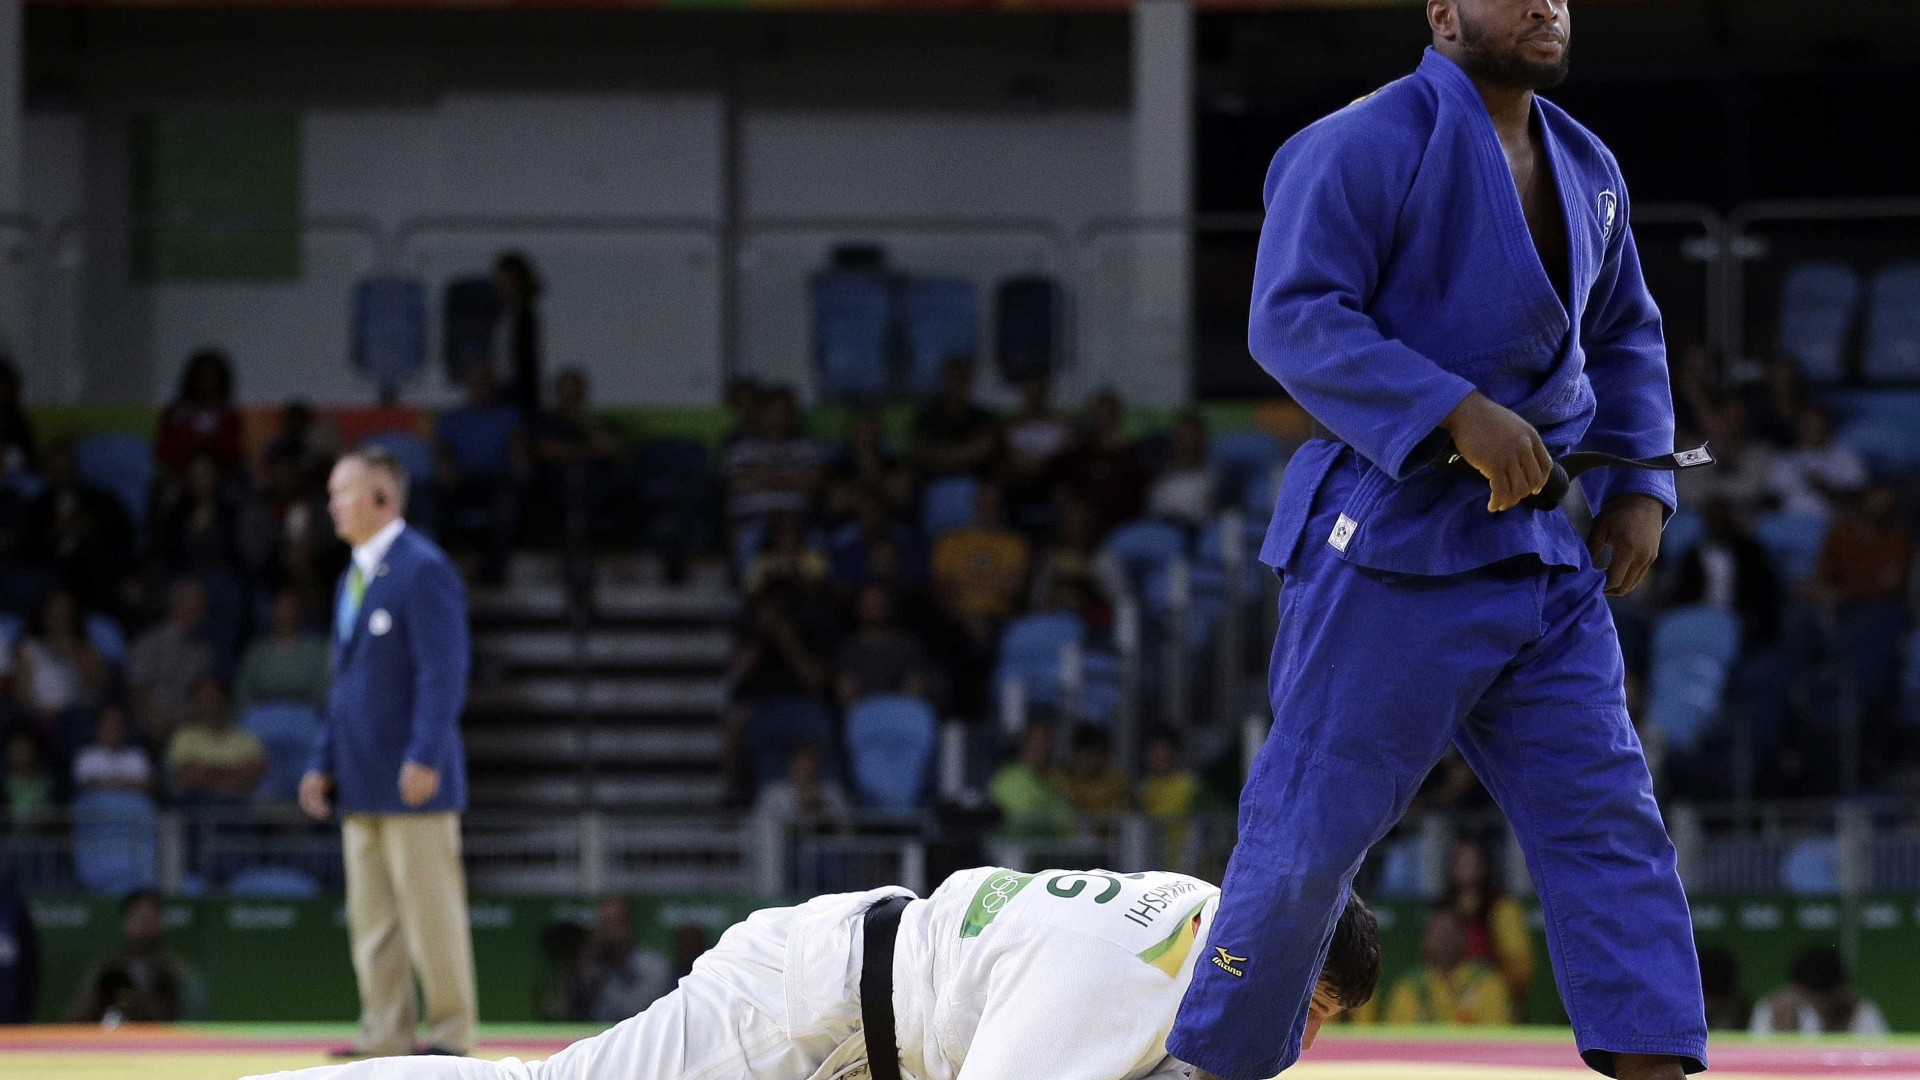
[246,867,1222,1080]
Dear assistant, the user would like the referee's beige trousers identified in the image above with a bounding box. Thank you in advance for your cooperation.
[343,812,478,1056]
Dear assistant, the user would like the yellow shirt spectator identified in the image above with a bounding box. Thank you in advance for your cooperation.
[933,527,1031,619]
[1382,958,1512,1025]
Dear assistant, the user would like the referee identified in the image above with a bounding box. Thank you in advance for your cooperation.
[302,447,477,1058]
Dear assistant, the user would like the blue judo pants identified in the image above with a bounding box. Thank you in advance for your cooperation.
[1167,532,1708,1078]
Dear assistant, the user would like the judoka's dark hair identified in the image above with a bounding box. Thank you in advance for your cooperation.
[1322,892,1381,1010]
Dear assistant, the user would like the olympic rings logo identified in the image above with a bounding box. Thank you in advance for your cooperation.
[978,872,1026,913]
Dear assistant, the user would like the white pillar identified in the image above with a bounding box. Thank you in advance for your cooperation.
[1126,0,1193,406]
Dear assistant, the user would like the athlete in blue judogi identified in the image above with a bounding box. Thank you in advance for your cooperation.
[1167,3,1708,1079]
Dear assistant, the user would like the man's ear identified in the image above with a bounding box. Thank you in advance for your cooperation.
[1428,0,1458,41]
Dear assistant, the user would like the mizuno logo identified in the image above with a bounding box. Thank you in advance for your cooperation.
[1211,947,1248,977]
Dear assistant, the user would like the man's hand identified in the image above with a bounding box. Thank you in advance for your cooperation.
[1441,391,1552,513]
[298,770,334,821]
[1588,493,1666,596]
[399,761,441,806]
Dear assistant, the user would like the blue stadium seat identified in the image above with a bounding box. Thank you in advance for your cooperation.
[992,611,1120,721]
[1862,261,1920,382]
[921,475,978,539]
[226,866,323,899]
[358,431,434,489]
[747,696,839,789]
[85,612,128,668]
[242,703,322,802]
[903,278,979,396]
[1776,260,1861,382]
[1144,563,1226,653]
[0,613,20,657]
[845,694,938,811]
[1197,516,1268,582]
[1645,605,1741,754]
[1241,461,1284,521]
[1753,511,1831,586]
[441,276,502,383]
[74,432,154,527]
[815,270,893,399]
[1781,837,1839,896]
[1209,430,1284,508]
[1101,519,1188,583]
[72,789,159,896]
[1660,507,1704,564]
[352,275,427,391]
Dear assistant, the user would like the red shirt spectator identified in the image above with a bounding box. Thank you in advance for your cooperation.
[155,349,242,478]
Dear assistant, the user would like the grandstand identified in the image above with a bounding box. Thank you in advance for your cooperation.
[4,0,1920,1077]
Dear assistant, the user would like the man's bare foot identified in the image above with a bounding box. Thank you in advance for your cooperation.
[1614,1052,1686,1080]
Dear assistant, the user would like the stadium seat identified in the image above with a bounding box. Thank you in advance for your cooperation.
[1753,511,1831,586]
[1660,507,1704,564]
[993,611,1120,722]
[1645,605,1742,754]
[845,694,938,811]
[747,696,839,789]
[1197,515,1268,583]
[1827,389,1920,475]
[1776,260,1861,382]
[1101,519,1188,583]
[0,612,19,658]
[814,269,893,400]
[74,431,155,527]
[903,277,979,396]
[1241,462,1284,521]
[242,703,323,802]
[994,275,1060,385]
[442,275,501,383]
[1781,837,1839,896]
[921,475,978,538]
[1144,562,1226,653]
[85,612,128,668]
[352,274,428,392]
[1862,261,1920,382]
[226,866,323,899]
[1209,430,1284,508]
[72,789,160,896]
[358,430,433,489]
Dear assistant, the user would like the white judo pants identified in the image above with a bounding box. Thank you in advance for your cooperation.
[244,887,908,1080]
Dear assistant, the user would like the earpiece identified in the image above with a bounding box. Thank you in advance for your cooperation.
[374,490,388,508]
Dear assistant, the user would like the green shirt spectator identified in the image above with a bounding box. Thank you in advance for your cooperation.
[234,590,330,713]
[987,725,1073,839]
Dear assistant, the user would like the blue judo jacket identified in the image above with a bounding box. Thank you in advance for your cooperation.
[1254,48,1677,577]
[309,525,471,814]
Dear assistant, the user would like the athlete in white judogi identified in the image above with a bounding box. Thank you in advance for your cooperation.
[247,867,1378,1080]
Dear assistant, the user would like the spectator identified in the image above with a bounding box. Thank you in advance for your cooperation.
[165,674,265,806]
[834,584,933,708]
[986,724,1072,839]
[1002,374,1075,527]
[7,588,110,726]
[1028,497,1122,624]
[566,897,677,1024]
[0,353,38,485]
[73,703,152,796]
[1698,945,1752,1032]
[4,728,53,825]
[1146,411,1217,530]
[722,386,825,526]
[753,743,853,832]
[1053,723,1127,817]
[1810,483,1912,724]
[719,377,762,454]
[0,869,37,1023]
[931,484,1031,646]
[493,252,545,421]
[233,589,330,714]
[1666,497,1781,648]
[127,578,216,742]
[435,362,527,583]
[1744,352,1810,448]
[742,513,830,599]
[728,588,833,707]
[828,488,922,590]
[824,405,911,522]
[1751,945,1888,1036]
[1677,398,1774,516]
[1769,405,1866,517]
[1053,390,1147,538]
[669,923,710,983]
[1379,908,1511,1025]
[248,442,336,607]
[262,400,338,486]
[26,441,136,618]
[531,368,629,542]
[1139,727,1200,867]
[909,357,1001,479]
[1668,343,1724,444]
[1439,838,1535,1023]
[64,890,187,1023]
[150,452,248,575]
[154,348,242,480]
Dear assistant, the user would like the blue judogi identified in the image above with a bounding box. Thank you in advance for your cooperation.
[309,526,471,814]
[1167,49,1707,1078]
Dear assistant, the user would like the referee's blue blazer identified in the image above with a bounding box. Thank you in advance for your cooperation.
[309,525,471,814]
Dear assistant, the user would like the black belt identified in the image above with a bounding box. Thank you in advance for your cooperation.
[861,895,912,1080]
[1309,421,1714,510]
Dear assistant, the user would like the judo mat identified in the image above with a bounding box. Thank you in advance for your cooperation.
[6,1024,1920,1079]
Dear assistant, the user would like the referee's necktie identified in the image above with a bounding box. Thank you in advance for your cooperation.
[337,563,367,643]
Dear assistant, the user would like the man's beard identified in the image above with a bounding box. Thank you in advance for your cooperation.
[1457,12,1571,91]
